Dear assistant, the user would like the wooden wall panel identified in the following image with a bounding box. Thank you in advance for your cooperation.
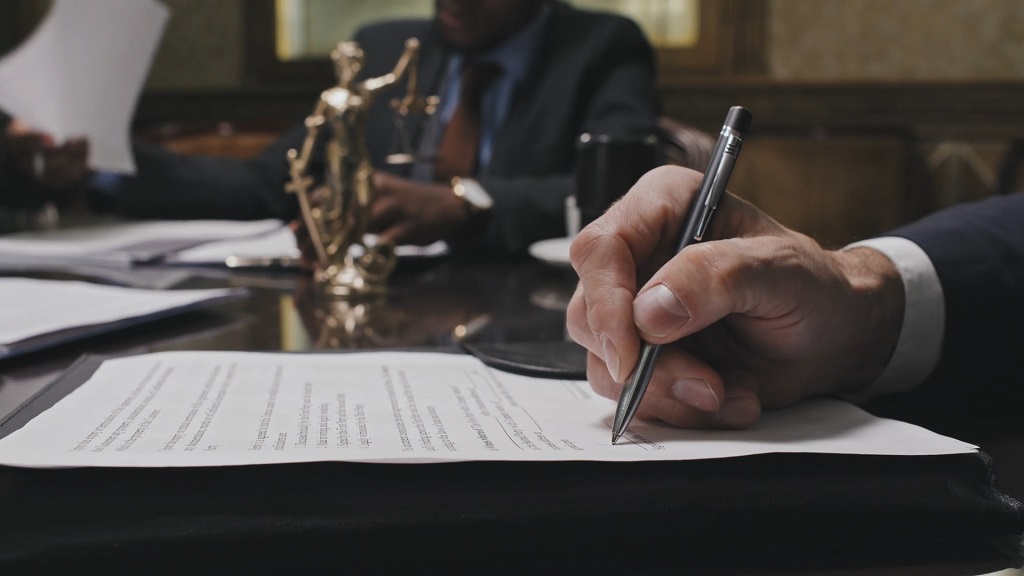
[728,136,915,246]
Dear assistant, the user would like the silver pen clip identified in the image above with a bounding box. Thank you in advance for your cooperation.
[694,130,742,241]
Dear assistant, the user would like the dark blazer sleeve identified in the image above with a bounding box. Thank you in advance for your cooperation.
[105,124,307,221]
[889,192,1024,394]
[0,111,300,219]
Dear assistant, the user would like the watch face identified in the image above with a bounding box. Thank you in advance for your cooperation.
[458,179,493,211]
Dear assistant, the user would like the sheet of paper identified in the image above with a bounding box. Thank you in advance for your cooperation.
[0,0,168,173]
[0,278,245,357]
[171,225,302,265]
[0,350,975,468]
[170,226,450,267]
[0,219,284,268]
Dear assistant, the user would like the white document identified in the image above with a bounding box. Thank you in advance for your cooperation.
[170,226,450,268]
[0,350,975,468]
[0,219,284,268]
[0,0,169,173]
[0,278,245,358]
[171,225,303,266]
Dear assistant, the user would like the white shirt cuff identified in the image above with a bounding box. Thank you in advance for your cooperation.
[845,237,945,396]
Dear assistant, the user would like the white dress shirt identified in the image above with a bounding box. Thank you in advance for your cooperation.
[846,237,946,395]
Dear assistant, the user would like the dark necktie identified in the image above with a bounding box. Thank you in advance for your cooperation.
[433,61,502,182]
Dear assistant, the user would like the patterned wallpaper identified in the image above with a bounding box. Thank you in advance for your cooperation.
[141,0,1024,89]
[145,0,244,90]
[761,0,1024,209]
[768,0,1024,80]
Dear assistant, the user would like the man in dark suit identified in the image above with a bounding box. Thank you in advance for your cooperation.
[566,165,1024,428]
[3,0,658,256]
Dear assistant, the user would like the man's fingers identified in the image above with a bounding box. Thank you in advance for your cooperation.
[632,234,811,343]
[370,170,392,192]
[26,138,92,187]
[629,389,760,430]
[577,165,706,265]
[369,195,402,231]
[376,221,411,245]
[569,166,712,382]
[289,219,318,271]
[571,234,640,383]
[64,138,88,156]
[627,192,800,344]
[586,347,761,429]
[586,346,727,415]
[565,284,598,351]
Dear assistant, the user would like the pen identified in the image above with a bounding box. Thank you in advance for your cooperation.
[224,256,301,269]
[611,105,752,444]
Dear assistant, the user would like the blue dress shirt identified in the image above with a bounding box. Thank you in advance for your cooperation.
[434,5,551,171]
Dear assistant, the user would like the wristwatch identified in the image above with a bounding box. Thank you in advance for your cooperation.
[450,177,493,214]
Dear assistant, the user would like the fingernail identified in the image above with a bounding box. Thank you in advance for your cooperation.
[600,335,622,382]
[634,284,690,338]
[715,395,761,428]
[670,378,720,412]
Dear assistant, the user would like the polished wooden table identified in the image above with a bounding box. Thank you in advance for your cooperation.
[0,257,574,415]
[0,256,1021,575]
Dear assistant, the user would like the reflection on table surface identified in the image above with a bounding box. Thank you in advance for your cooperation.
[0,257,577,420]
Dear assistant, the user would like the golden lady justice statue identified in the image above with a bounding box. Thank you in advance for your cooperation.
[286,38,436,298]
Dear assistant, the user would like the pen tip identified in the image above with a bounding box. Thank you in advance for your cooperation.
[611,432,621,445]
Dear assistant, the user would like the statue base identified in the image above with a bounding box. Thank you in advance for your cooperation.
[315,240,397,300]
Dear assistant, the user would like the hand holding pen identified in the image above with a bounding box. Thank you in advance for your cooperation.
[611,106,751,443]
[567,106,906,438]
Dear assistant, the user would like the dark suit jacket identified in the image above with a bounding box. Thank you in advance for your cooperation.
[110,2,659,255]
[890,191,1024,399]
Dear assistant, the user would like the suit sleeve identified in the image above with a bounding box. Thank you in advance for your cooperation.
[104,123,309,221]
[888,192,1024,395]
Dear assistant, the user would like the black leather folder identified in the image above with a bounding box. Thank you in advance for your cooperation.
[0,352,1021,575]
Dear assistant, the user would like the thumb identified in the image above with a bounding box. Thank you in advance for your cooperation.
[632,235,804,343]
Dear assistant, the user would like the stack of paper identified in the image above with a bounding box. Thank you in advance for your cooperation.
[0,277,246,360]
[169,226,450,268]
[170,225,303,267]
[0,219,284,269]
[0,350,976,468]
